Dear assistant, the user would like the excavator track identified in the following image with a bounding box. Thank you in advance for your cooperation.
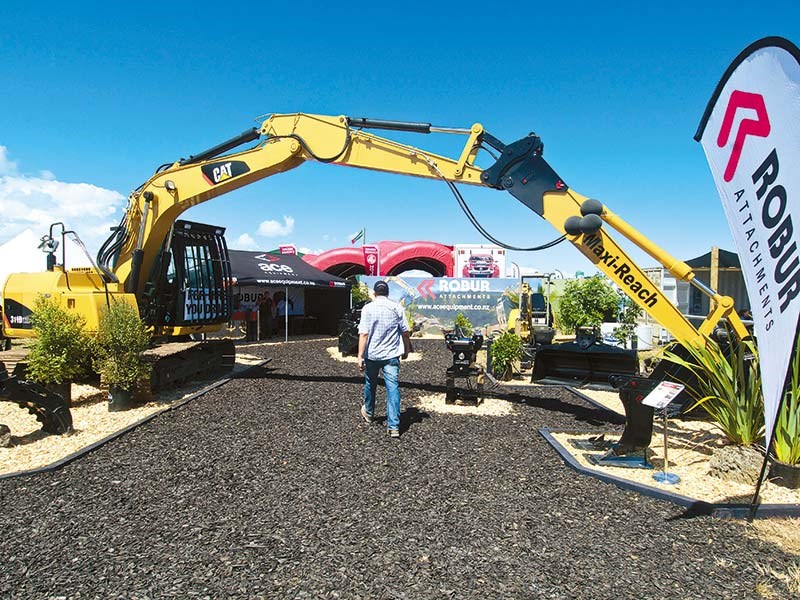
[0,361,73,435]
[145,340,236,391]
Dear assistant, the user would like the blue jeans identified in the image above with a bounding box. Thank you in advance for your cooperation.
[363,357,401,431]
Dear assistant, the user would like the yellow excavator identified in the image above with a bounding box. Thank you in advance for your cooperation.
[507,279,555,343]
[2,113,747,400]
[506,278,555,370]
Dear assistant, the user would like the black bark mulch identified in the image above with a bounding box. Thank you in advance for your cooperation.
[0,339,794,599]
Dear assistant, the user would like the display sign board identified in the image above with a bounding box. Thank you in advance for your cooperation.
[363,245,380,276]
[279,245,297,255]
[361,275,520,334]
[232,285,304,319]
[642,381,686,409]
[454,244,506,278]
[184,287,215,321]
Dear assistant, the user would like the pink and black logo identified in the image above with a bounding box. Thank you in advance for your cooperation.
[717,90,771,182]
[417,279,436,299]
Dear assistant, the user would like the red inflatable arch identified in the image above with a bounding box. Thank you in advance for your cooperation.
[304,241,454,278]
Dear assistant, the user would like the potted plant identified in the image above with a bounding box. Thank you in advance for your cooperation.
[490,331,523,380]
[26,295,94,406]
[661,334,764,446]
[94,301,151,412]
[770,336,800,488]
[611,296,643,349]
[556,276,619,334]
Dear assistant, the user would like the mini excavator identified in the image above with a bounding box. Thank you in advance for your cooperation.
[507,278,556,369]
[2,113,747,445]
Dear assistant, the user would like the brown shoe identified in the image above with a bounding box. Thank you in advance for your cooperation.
[388,429,400,439]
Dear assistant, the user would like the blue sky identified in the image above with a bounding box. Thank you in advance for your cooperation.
[1,2,799,276]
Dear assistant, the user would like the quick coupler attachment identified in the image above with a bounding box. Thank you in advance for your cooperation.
[444,333,484,405]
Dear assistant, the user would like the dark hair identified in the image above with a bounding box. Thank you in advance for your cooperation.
[373,280,389,296]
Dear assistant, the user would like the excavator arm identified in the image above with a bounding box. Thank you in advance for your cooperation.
[110,114,487,295]
[90,112,743,348]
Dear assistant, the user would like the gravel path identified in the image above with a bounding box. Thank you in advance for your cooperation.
[0,339,794,599]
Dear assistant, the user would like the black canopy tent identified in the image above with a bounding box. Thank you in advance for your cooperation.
[228,250,351,340]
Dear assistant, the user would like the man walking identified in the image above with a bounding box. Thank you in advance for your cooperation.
[357,280,411,438]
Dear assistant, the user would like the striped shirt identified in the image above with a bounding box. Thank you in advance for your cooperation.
[358,296,409,360]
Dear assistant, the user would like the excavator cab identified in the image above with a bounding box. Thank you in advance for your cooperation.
[139,220,232,331]
[136,220,235,389]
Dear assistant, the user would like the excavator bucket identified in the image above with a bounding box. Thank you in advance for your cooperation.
[0,361,73,435]
[586,374,656,469]
[531,327,638,385]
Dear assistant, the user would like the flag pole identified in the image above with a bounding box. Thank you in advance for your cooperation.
[749,331,799,520]
[749,384,789,520]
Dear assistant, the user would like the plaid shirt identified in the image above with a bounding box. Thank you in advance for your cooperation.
[358,296,409,360]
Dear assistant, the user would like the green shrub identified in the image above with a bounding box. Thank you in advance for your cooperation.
[548,289,563,332]
[662,335,763,446]
[612,296,643,348]
[491,331,523,379]
[351,281,370,305]
[557,276,618,334]
[405,303,415,331]
[26,295,93,384]
[505,290,520,306]
[93,301,151,392]
[453,313,473,337]
[774,336,800,465]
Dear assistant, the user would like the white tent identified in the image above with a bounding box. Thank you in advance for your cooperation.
[0,229,94,297]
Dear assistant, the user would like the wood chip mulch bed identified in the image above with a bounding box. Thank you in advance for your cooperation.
[0,339,797,598]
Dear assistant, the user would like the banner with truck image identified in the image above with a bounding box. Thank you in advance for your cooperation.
[360,275,535,334]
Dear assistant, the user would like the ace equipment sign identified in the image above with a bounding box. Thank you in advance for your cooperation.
[695,37,800,445]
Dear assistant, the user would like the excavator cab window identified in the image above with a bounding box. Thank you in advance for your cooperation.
[530,294,546,312]
[140,220,232,329]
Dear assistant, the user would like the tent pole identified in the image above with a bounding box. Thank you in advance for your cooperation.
[285,285,289,343]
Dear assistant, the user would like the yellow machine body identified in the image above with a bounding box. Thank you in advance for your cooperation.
[3,268,222,338]
[508,282,537,342]
[3,268,134,337]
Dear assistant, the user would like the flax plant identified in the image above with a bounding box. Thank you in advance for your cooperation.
[662,334,764,447]
[773,335,800,465]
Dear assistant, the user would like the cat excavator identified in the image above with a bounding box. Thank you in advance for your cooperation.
[2,112,747,433]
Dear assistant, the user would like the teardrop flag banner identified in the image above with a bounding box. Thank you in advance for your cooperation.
[695,36,800,509]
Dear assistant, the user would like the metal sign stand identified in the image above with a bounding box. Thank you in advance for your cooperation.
[652,406,680,485]
[640,381,684,486]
